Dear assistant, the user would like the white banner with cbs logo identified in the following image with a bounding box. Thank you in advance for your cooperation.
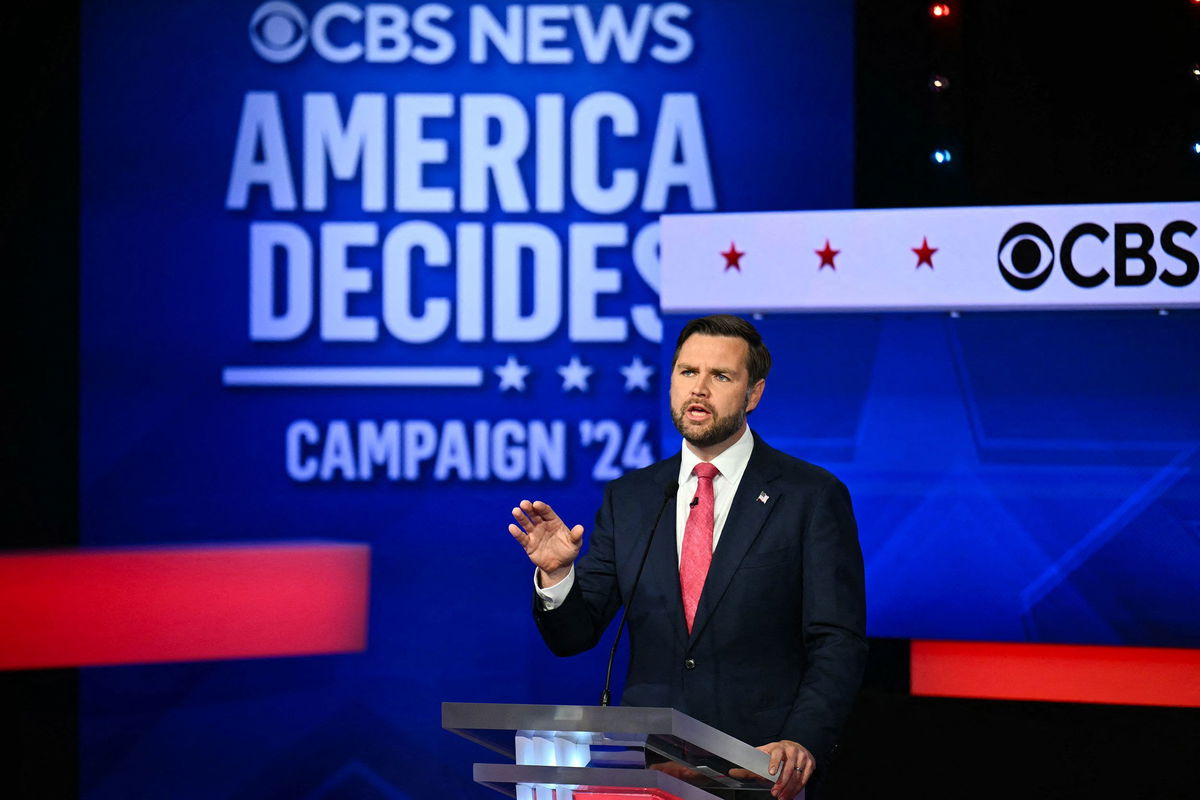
[661,201,1199,311]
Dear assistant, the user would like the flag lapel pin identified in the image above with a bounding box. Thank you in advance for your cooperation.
[757,491,769,504]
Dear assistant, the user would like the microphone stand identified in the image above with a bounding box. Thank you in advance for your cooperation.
[600,481,679,707]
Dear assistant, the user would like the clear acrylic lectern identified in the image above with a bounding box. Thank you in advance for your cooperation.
[443,702,785,800]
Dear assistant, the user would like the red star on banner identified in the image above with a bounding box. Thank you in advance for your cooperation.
[815,239,840,270]
[912,236,938,269]
[721,242,744,271]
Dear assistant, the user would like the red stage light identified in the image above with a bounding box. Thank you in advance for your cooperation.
[0,542,370,669]
[912,641,1200,707]
[930,3,952,18]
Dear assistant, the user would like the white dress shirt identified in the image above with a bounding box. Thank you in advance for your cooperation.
[536,426,756,609]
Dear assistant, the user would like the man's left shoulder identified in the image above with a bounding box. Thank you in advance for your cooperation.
[754,435,847,493]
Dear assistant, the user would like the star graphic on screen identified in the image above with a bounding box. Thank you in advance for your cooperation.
[815,239,840,270]
[721,242,744,271]
[557,356,594,392]
[832,316,1197,646]
[912,236,938,269]
[494,355,530,392]
[619,356,655,392]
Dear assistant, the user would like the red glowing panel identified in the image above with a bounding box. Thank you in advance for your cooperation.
[575,791,683,800]
[0,542,370,669]
[911,641,1200,707]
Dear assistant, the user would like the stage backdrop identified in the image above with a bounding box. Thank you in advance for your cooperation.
[80,1,853,797]
[660,203,1200,650]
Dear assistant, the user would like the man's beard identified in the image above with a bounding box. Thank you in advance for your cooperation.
[671,400,747,449]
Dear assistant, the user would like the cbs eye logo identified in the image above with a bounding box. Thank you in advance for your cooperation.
[250,1,308,63]
[997,222,1055,290]
[998,219,1198,290]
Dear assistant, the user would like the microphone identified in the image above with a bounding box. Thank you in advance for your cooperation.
[600,481,679,707]
[690,496,699,508]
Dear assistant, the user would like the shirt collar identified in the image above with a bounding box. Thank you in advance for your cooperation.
[677,425,755,484]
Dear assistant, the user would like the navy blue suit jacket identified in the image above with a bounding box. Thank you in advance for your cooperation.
[534,432,867,766]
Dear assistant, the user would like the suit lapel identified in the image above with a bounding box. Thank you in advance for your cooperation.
[638,453,686,647]
[688,434,782,644]
[638,457,688,647]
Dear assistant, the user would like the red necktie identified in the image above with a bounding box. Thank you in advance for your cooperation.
[680,462,719,634]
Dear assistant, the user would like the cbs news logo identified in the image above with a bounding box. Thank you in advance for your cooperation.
[998,220,1197,291]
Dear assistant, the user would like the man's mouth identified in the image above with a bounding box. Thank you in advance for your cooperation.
[684,403,712,422]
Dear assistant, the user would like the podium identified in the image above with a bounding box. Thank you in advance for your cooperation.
[443,702,784,800]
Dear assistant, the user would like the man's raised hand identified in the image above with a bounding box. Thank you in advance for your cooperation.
[509,500,584,587]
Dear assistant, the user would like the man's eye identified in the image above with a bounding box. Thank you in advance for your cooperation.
[715,374,730,381]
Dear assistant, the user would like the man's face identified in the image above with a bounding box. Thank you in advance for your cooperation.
[669,333,765,454]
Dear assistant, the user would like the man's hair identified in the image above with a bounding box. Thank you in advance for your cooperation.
[672,314,772,385]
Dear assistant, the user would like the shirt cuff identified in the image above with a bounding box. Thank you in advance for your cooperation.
[534,565,575,610]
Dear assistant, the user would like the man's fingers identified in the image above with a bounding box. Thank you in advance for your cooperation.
[512,503,534,530]
[780,752,812,799]
[530,500,559,525]
[508,522,528,547]
[521,499,544,521]
[512,503,581,548]
[521,500,558,532]
[772,757,798,798]
[753,741,811,799]
[782,751,805,782]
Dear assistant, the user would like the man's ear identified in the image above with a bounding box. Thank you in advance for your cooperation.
[746,379,765,413]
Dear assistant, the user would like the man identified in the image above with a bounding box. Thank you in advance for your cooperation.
[509,315,867,799]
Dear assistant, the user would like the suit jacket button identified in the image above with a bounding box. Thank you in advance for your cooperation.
[684,658,696,670]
